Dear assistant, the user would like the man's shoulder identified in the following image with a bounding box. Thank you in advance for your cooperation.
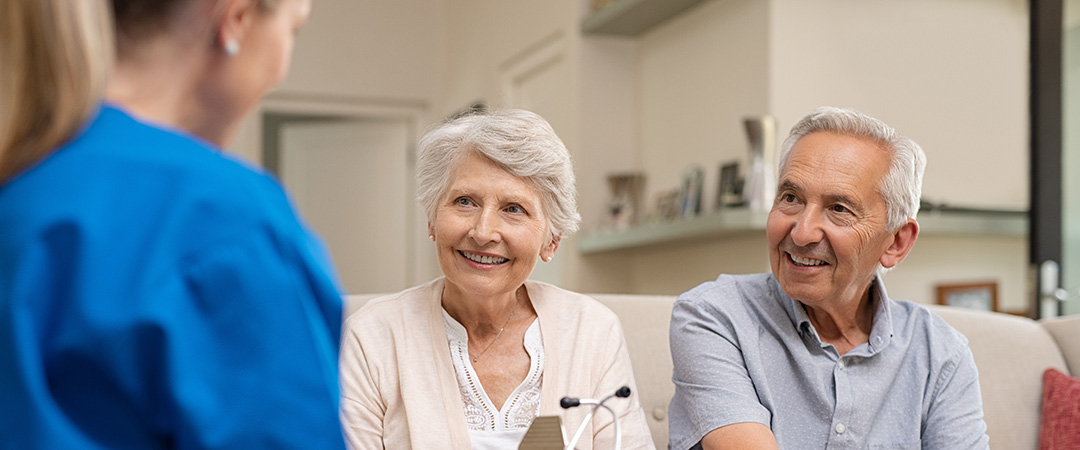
[677,273,775,306]
[672,273,788,330]
[888,299,972,354]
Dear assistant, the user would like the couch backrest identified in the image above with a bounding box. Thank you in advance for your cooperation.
[342,294,1077,450]
[926,305,1069,450]
[588,294,676,450]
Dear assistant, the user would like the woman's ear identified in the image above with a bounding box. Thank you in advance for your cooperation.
[540,235,561,262]
[214,0,258,55]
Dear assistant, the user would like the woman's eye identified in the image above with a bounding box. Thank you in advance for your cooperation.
[455,197,472,206]
[506,205,524,214]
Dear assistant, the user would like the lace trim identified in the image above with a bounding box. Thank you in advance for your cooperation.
[443,310,543,431]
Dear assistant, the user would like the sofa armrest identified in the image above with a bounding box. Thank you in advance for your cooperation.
[927,305,1069,450]
[1041,314,1080,376]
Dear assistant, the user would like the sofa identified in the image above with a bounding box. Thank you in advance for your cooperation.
[343,293,1080,450]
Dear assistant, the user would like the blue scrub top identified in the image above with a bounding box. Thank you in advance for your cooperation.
[0,105,347,449]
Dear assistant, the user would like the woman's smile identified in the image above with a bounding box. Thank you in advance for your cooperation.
[458,250,510,266]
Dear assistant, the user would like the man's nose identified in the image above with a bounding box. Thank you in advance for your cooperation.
[790,207,825,247]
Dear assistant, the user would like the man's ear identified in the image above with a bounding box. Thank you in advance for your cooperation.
[214,0,258,53]
[880,219,919,269]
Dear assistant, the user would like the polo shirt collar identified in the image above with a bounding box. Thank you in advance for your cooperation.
[777,275,895,355]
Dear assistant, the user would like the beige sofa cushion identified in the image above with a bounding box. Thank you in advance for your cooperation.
[590,294,675,450]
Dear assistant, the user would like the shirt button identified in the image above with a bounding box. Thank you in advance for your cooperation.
[837,359,845,369]
[835,423,846,434]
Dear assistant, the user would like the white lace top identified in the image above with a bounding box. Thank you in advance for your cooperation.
[442,309,543,448]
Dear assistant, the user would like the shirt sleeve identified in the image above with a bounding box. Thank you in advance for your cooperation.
[921,340,990,449]
[162,231,347,449]
[667,293,772,450]
[338,316,388,450]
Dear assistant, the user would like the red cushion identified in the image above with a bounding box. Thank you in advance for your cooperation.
[1040,368,1080,450]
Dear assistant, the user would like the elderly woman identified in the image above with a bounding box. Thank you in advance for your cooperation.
[339,109,653,449]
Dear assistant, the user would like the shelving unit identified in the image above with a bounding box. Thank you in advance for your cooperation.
[578,208,1027,254]
[581,0,711,36]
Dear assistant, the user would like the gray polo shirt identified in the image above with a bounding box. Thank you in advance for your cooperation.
[668,273,989,450]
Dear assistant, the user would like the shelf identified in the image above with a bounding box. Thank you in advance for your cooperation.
[915,208,1028,236]
[581,0,711,36]
[579,209,769,253]
[578,208,1027,254]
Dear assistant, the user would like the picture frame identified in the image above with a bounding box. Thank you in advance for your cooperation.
[936,281,999,312]
[605,172,645,230]
[680,165,704,219]
[715,161,744,210]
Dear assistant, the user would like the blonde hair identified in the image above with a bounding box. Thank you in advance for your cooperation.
[0,0,113,182]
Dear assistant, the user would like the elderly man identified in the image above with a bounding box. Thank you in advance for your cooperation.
[668,107,989,450]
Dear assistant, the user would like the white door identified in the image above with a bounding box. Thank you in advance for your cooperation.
[278,119,412,295]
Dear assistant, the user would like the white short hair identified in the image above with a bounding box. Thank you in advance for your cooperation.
[780,106,927,232]
[415,108,580,239]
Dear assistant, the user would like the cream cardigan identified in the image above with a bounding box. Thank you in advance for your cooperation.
[339,278,655,449]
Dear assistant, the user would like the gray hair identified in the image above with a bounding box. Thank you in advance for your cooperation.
[415,108,581,239]
[779,106,927,233]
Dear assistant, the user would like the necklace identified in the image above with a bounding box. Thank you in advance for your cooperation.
[471,304,516,363]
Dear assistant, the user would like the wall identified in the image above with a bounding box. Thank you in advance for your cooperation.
[279,0,444,102]
[228,0,446,291]
[607,0,1030,307]
[226,0,1034,308]
[769,0,1029,210]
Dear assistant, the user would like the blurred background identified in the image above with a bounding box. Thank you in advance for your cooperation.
[227,0,1080,318]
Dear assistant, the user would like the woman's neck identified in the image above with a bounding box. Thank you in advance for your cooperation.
[106,40,235,147]
[442,284,527,336]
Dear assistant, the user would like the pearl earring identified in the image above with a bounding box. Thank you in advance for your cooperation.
[429,234,435,241]
[224,39,240,56]
[543,256,552,262]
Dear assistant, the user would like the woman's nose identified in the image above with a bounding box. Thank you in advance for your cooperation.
[468,208,501,244]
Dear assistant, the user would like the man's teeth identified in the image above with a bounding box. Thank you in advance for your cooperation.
[790,254,826,266]
[462,251,509,265]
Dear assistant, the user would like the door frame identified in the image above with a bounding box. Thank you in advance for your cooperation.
[1031,0,1064,318]
[238,93,438,290]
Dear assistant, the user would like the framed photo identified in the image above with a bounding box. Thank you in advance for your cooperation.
[936,282,999,312]
[715,161,744,210]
